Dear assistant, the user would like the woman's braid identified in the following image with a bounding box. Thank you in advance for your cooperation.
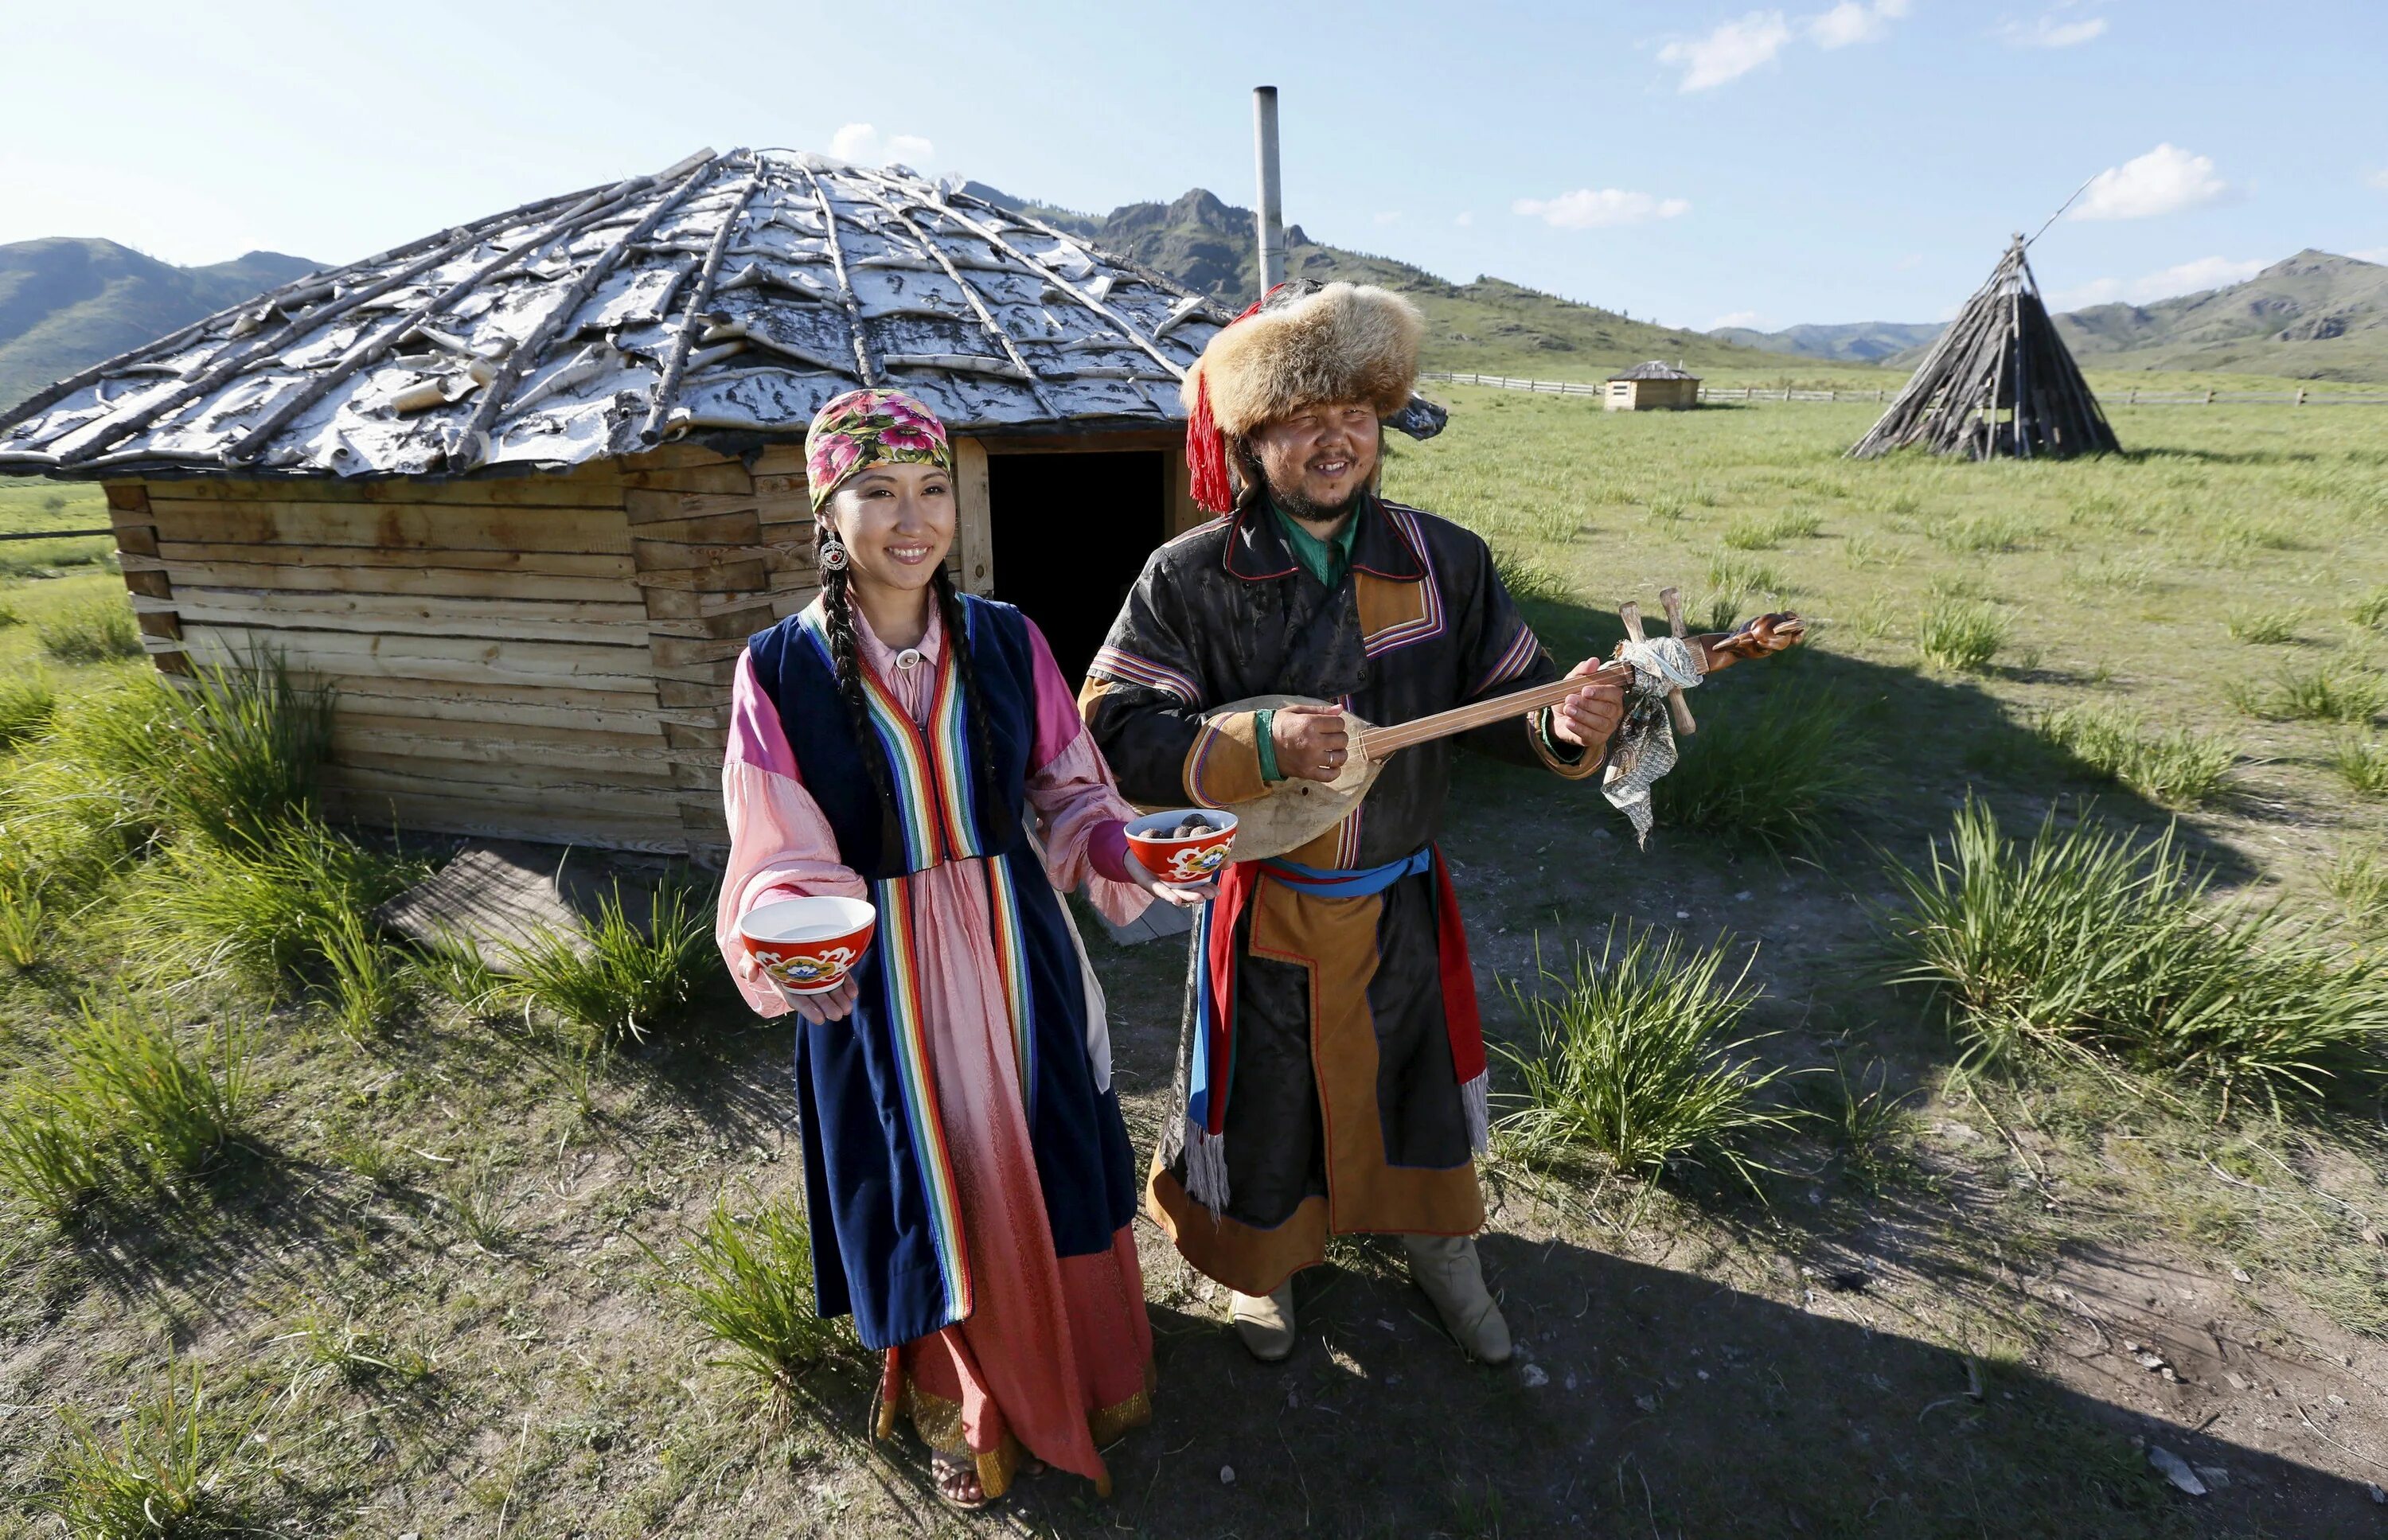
[817,524,903,861]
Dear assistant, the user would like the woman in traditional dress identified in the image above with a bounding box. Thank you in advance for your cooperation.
[714,389,1208,1508]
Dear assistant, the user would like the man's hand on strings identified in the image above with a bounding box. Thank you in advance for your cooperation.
[1697,611,1806,673]
[1271,704,1351,782]
[1550,658,1627,749]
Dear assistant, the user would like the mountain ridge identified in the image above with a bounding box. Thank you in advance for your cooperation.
[0,238,321,410]
[1713,250,2388,381]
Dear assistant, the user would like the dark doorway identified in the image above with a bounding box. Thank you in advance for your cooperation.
[986,450,1165,688]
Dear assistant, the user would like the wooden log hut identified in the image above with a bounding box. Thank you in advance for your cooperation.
[1603,360,1701,411]
[0,148,1230,859]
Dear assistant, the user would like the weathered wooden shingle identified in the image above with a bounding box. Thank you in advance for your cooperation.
[0,150,1231,479]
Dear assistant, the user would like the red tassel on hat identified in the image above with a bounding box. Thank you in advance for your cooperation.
[1183,293,1270,516]
[1186,370,1233,515]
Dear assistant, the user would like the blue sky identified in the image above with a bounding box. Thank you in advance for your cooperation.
[4,0,2383,329]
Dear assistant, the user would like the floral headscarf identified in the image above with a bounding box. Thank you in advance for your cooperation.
[803,388,953,510]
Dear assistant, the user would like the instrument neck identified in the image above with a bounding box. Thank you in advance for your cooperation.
[1358,665,1624,758]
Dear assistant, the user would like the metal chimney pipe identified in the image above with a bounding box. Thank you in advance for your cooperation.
[1252,85,1285,296]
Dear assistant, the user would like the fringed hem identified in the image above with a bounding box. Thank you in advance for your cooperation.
[1460,1071,1489,1156]
[1182,1119,1230,1216]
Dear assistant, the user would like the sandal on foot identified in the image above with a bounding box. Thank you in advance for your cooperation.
[931,1452,989,1511]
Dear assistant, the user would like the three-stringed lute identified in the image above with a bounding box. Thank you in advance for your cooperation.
[1197,609,1805,861]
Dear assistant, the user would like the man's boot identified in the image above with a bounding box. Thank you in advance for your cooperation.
[1402,1234,1512,1365]
[1230,1281,1297,1363]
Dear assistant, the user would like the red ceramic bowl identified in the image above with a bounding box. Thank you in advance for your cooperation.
[1123,809,1238,885]
[737,895,877,996]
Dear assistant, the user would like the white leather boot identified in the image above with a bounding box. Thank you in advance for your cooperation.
[1402,1234,1512,1365]
[1229,1281,1297,1363]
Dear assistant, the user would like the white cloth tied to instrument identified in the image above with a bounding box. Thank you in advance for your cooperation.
[1600,635,1705,846]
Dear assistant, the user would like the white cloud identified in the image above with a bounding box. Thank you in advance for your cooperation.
[1894,252,1925,270]
[1374,211,1403,226]
[1709,310,1766,329]
[1454,211,1475,227]
[2000,13,2109,47]
[2050,255,2268,309]
[829,123,935,167]
[2366,170,2388,192]
[1809,0,1908,49]
[1659,11,1793,91]
[1513,189,1692,228]
[2350,247,2388,264]
[2069,143,2230,220]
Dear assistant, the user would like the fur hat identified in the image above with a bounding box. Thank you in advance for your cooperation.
[1182,280,1426,513]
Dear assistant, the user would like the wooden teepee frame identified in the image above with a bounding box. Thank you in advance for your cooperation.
[1849,236,2118,461]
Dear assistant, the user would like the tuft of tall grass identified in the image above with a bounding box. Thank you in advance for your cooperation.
[1807,1055,1919,1195]
[0,675,57,748]
[2223,606,2304,645]
[501,884,715,1047]
[60,1008,250,1180]
[61,657,333,850]
[33,594,142,663]
[0,1085,111,1220]
[1720,510,1820,551]
[1917,600,2007,673]
[1882,800,2388,1113]
[1931,513,2027,553]
[1707,553,1784,597]
[1495,926,1797,1194]
[1652,688,1862,854]
[2324,843,2388,931]
[2037,705,2237,809]
[658,1195,846,1415]
[141,821,414,996]
[0,875,49,967]
[2352,587,2388,633]
[37,1363,259,1538]
[2226,665,2387,725]
[1492,546,1572,605]
[318,905,409,1041]
[2330,735,2388,798]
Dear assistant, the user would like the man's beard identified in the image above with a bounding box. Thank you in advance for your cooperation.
[1259,460,1369,525]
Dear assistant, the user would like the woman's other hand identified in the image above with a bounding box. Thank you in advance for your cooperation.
[782,973,860,1025]
[1124,850,1216,907]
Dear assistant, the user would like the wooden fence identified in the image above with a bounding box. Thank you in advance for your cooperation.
[1421,371,2388,407]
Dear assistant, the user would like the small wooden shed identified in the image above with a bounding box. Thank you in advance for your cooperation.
[0,148,1228,860]
[1605,360,1701,411]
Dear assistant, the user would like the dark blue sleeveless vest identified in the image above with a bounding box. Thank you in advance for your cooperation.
[747,595,1138,1350]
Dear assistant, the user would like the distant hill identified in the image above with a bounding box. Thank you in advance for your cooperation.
[1709,320,1944,363]
[2051,250,2388,380]
[0,239,320,411]
[970,183,1777,378]
[1723,250,2388,382]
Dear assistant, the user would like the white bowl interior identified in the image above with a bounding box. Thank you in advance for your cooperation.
[741,895,876,945]
[1126,809,1239,840]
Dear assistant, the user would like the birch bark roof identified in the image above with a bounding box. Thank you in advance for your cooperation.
[0,148,1233,479]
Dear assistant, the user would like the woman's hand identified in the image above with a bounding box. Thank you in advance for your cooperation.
[735,946,860,1023]
[1124,850,1216,907]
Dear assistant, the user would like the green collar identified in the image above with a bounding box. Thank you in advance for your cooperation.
[1269,498,1361,587]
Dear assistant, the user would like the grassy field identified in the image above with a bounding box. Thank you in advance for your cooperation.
[0,404,2385,1538]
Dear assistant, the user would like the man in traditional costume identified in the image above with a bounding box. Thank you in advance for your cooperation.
[1079,280,1629,1365]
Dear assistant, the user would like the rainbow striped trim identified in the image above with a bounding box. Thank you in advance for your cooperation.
[1471,622,1543,695]
[982,855,1038,1121]
[1089,645,1201,704]
[872,875,974,1324]
[1360,502,1446,657]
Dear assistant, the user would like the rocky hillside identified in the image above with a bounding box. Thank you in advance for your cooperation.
[970,184,1774,379]
[0,239,319,411]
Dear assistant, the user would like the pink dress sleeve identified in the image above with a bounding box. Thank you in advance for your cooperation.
[1022,620,1150,928]
[715,651,869,1018]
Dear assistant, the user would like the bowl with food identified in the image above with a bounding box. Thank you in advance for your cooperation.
[1123,809,1239,884]
[736,895,878,995]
